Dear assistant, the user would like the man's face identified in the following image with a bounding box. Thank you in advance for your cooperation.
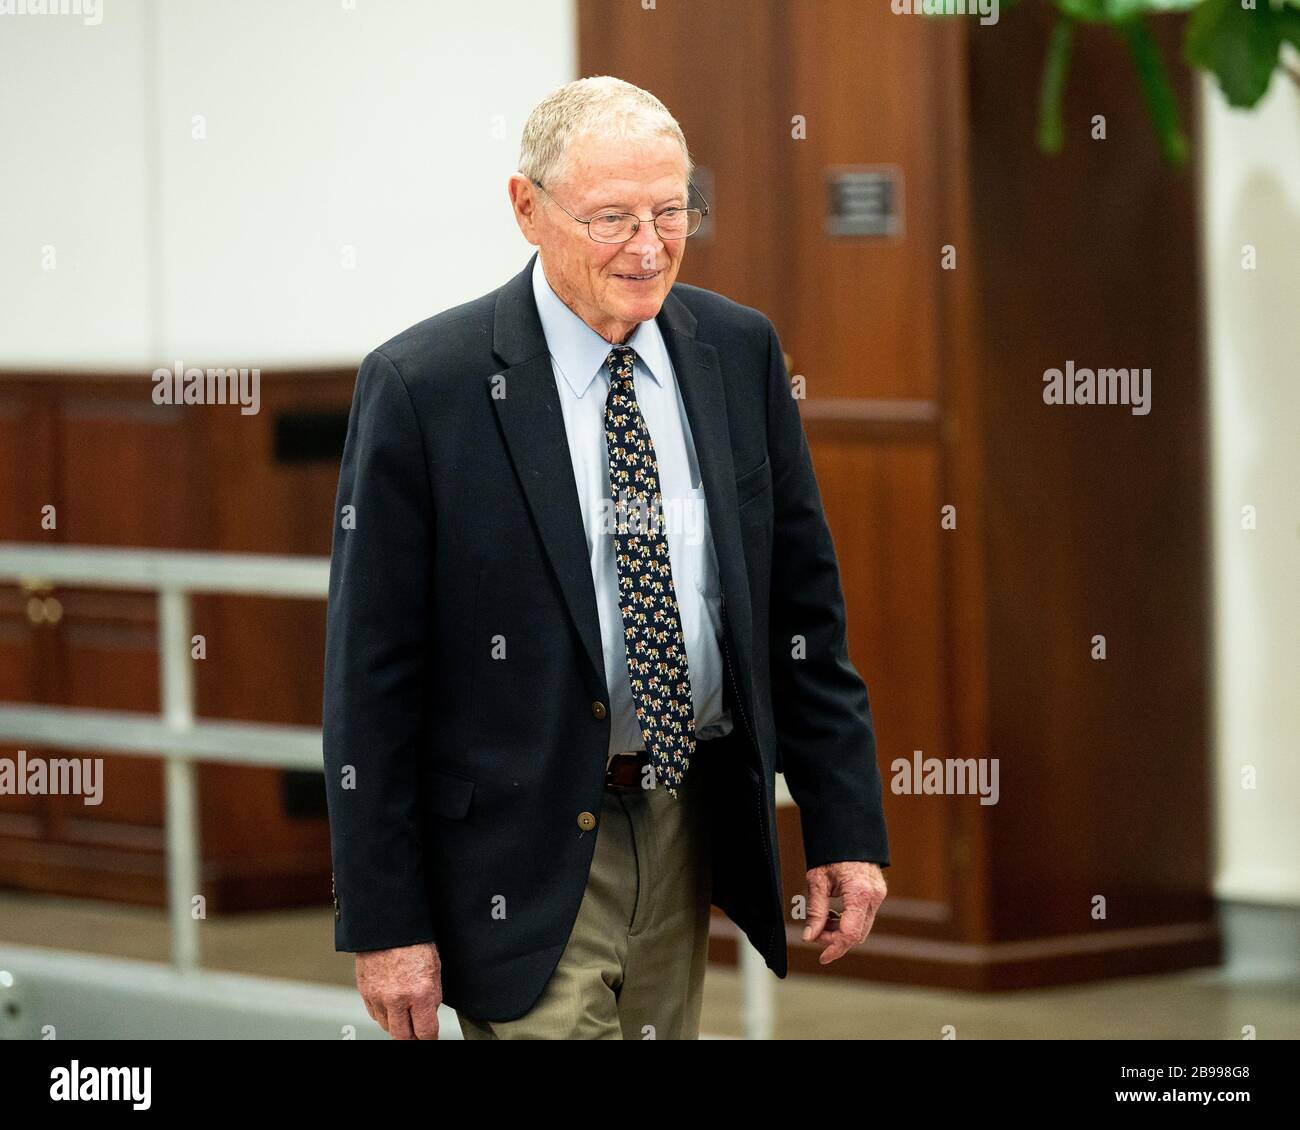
[511,132,689,344]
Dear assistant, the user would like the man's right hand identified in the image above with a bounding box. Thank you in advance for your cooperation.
[355,942,443,1039]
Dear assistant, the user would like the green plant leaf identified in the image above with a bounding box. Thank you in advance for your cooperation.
[1038,15,1076,153]
[1279,4,1300,51]
[1185,0,1283,108]
[1054,0,1199,24]
[1123,16,1189,164]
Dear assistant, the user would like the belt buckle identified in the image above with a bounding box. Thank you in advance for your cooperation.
[604,751,645,792]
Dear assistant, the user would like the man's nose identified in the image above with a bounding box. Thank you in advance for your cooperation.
[626,220,665,261]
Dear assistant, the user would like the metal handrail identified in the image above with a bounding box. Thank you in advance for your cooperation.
[0,544,328,977]
[0,544,329,596]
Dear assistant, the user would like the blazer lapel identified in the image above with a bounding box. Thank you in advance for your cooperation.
[490,254,608,690]
[656,292,758,724]
[489,252,756,722]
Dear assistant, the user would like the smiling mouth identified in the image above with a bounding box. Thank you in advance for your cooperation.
[614,270,660,281]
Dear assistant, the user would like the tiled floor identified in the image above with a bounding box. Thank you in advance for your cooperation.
[2,891,1296,1039]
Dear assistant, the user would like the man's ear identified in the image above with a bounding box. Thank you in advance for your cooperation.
[508,175,542,246]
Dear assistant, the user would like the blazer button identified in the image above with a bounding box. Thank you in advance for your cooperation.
[577,811,597,831]
[591,701,607,720]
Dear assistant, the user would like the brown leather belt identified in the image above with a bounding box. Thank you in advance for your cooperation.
[604,750,651,791]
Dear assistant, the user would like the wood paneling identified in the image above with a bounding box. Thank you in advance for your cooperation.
[0,390,55,839]
[967,8,1213,943]
[0,371,353,911]
[581,0,1216,988]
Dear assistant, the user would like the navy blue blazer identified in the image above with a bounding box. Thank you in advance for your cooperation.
[323,250,889,1022]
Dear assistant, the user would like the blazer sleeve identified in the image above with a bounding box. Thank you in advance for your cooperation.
[762,318,891,870]
[323,348,438,951]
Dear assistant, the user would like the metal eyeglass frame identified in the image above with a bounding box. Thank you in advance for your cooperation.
[530,177,710,243]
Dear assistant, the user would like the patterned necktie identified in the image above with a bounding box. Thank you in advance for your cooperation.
[604,345,696,797]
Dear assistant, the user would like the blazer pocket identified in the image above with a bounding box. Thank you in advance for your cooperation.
[734,456,771,508]
[425,767,476,821]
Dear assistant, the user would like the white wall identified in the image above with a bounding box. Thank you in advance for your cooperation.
[0,0,575,369]
[1201,67,1300,905]
[0,2,155,365]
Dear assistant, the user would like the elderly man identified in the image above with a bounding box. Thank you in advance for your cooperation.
[323,75,889,1041]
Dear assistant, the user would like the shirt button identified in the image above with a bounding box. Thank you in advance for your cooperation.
[591,701,607,720]
[577,811,597,831]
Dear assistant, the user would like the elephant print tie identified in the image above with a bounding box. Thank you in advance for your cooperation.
[604,345,696,797]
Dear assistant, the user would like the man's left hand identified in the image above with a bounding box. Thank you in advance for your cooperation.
[802,861,886,964]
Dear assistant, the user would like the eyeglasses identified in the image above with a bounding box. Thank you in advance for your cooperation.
[531,178,710,243]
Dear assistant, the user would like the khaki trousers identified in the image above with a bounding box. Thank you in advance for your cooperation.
[456,759,713,1040]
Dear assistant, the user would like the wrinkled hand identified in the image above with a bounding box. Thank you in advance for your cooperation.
[803,861,886,964]
[355,941,443,1039]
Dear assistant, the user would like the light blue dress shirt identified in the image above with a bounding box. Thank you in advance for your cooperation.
[531,254,734,759]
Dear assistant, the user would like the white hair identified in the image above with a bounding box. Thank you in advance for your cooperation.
[518,75,694,197]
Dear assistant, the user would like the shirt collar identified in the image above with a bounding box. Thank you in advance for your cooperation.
[531,253,671,399]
